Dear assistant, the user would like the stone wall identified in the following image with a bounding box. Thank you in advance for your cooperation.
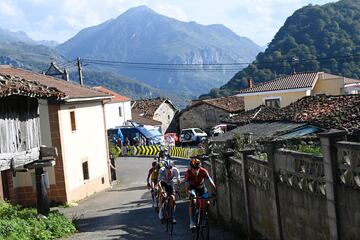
[179,104,229,132]
[205,131,360,240]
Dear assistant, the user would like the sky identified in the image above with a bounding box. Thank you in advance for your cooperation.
[0,0,333,46]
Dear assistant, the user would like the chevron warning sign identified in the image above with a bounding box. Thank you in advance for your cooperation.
[128,146,205,159]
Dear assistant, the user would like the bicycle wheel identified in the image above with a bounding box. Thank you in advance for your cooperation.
[192,207,200,240]
[200,210,209,240]
[168,204,174,235]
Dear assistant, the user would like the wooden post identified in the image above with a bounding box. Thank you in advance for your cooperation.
[35,167,50,216]
[319,130,347,240]
[77,57,84,85]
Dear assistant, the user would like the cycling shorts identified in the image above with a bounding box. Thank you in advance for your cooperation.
[190,185,208,198]
[160,181,174,195]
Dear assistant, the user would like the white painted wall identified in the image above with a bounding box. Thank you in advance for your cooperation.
[58,101,109,193]
[153,102,176,133]
[104,101,132,129]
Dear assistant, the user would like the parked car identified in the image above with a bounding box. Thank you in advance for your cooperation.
[180,128,207,145]
[107,127,163,146]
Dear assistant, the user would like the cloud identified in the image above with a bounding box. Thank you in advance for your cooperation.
[0,0,22,17]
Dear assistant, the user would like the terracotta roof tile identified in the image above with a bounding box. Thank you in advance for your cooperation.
[93,86,130,102]
[225,94,360,133]
[0,74,65,99]
[0,65,110,100]
[130,111,162,126]
[344,78,360,85]
[132,97,176,118]
[201,96,244,113]
[238,72,318,94]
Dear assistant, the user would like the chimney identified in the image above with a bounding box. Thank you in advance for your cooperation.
[247,79,253,88]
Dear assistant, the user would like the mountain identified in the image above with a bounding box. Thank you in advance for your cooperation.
[202,0,360,98]
[0,33,167,104]
[57,5,262,101]
[0,27,58,47]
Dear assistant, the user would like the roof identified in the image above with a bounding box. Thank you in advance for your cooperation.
[212,122,312,142]
[225,94,360,133]
[190,96,244,113]
[222,105,283,125]
[93,86,130,102]
[344,78,360,85]
[0,74,65,99]
[0,65,111,101]
[130,112,162,126]
[238,72,318,94]
[132,97,176,118]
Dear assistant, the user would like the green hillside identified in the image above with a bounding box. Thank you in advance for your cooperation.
[203,0,360,98]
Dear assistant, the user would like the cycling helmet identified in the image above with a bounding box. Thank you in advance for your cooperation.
[163,160,173,169]
[190,158,201,169]
[152,161,157,167]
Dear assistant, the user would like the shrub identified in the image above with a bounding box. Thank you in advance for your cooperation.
[0,202,76,240]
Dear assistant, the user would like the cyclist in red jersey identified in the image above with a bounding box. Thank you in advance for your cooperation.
[185,158,216,229]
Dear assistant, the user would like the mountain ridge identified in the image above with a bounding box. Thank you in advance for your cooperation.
[56,5,262,102]
[202,0,360,98]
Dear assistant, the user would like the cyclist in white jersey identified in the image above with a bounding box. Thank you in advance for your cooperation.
[157,160,180,224]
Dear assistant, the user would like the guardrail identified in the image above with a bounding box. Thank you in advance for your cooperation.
[121,145,205,159]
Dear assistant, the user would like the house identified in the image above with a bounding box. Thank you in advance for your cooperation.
[236,72,360,110]
[0,74,64,204]
[223,94,360,138]
[131,97,177,133]
[0,65,112,206]
[93,86,132,129]
[179,96,244,132]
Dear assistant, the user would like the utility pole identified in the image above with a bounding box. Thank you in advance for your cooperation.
[77,57,84,85]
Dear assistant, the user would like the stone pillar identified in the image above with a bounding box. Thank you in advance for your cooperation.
[223,149,235,223]
[264,141,284,240]
[209,152,219,218]
[0,171,3,201]
[239,149,255,239]
[319,130,347,240]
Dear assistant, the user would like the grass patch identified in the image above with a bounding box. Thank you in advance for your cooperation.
[297,145,322,155]
[0,201,76,240]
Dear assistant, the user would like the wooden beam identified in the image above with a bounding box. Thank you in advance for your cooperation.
[0,147,40,171]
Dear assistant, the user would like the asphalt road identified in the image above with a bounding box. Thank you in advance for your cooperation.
[60,157,238,240]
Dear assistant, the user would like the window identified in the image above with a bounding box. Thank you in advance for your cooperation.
[119,106,122,117]
[264,98,281,108]
[82,161,89,180]
[70,111,76,131]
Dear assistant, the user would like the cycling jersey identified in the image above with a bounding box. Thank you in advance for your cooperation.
[185,167,212,188]
[158,166,180,186]
[150,167,159,183]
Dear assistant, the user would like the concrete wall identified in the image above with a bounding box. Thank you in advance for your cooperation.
[180,104,229,132]
[59,101,110,202]
[313,75,344,95]
[243,91,307,110]
[104,101,132,129]
[205,135,360,240]
[153,102,176,133]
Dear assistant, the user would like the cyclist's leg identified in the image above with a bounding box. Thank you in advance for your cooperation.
[168,184,177,223]
[189,188,197,229]
[158,181,167,220]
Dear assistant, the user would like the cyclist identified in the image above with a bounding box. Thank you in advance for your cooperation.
[185,158,216,229]
[159,145,170,161]
[157,160,180,224]
[146,161,159,208]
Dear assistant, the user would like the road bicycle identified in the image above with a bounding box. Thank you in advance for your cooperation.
[189,191,216,240]
[159,189,180,235]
